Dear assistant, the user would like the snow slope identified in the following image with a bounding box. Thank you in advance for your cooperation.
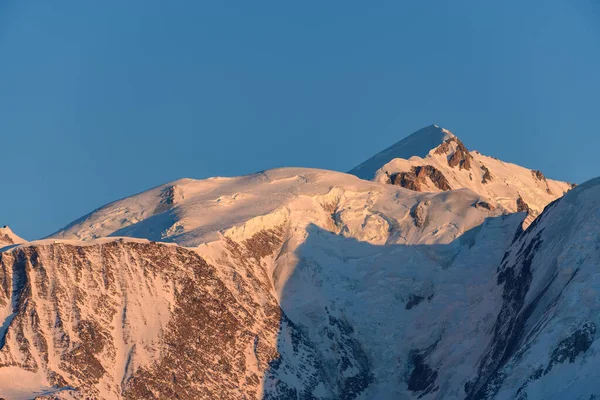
[465,177,600,399]
[49,168,502,249]
[348,124,454,180]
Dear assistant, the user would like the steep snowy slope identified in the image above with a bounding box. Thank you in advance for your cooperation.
[349,125,574,227]
[271,213,526,399]
[464,177,600,400]
[348,125,454,180]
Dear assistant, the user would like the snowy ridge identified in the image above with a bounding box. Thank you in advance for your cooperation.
[49,168,502,248]
[349,124,454,180]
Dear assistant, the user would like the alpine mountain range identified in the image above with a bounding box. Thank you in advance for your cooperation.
[1,125,598,400]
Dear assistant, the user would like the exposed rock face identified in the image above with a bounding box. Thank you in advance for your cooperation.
[0,234,14,247]
[407,346,439,398]
[434,137,473,170]
[530,170,554,194]
[516,195,530,213]
[433,140,452,156]
[389,166,451,192]
[0,235,329,399]
[544,322,596,374]
[410,200,430,227]
[474,201,495,211]
[446,138,473,170]
[322,310,374,399]
[405,293,433,310]
[390,170,421,192]
[531,170,546,181]
[154,185,185,214]
[481,164,493,184]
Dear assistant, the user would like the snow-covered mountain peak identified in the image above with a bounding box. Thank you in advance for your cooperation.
[348,124,455,180]
[350,125,575,228]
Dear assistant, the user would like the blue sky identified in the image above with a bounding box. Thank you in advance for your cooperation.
[1,1,599,239]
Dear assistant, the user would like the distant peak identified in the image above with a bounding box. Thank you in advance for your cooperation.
[348,124,456,180]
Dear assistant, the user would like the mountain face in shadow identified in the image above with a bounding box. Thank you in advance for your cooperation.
[265,178,600,399]
[264,214,523,399]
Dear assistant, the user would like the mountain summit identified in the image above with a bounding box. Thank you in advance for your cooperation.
[349,125,574,227]
[348,124,453,180]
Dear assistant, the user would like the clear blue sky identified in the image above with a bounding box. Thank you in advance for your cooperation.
[1,1,599,239]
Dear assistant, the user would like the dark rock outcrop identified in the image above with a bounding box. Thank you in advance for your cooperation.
[407,345,439,398]
[516,195,530,213]
[154,185,184,214]
[410,200,430,228]
[434,137,473,170]
[481,165,493,184]
[447,138,473,170]
[405,294,426,310]
[0,234,329,399]
[405,293,434,310]
[389,166,451,192]
[515,322,596,398]
[531,170,554,194]
[390,170,422,192]
[545,322,596,374]
[0,234,14,246]
[433,141,452,156]
[531,170,546,181]
[474,201,495,211]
